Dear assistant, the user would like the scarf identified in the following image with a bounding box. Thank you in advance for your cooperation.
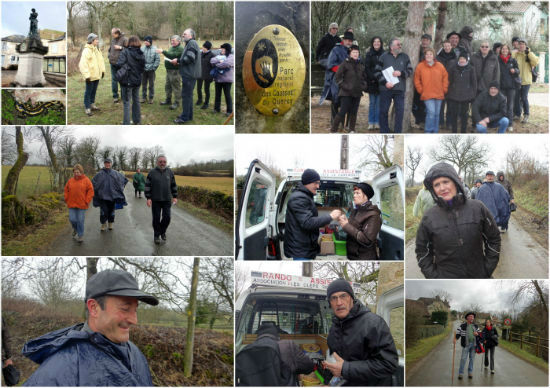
[500,54,510,64]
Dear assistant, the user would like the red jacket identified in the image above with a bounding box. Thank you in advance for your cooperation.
[64,175,94,209]
[414,60,448,100]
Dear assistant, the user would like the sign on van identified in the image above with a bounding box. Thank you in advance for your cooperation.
[286,168,361,179]
[251,271,361,292]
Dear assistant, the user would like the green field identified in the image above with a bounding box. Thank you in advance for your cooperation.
[406,322,453,370]
[67,42,234,125]
[500,339,548,371]
[2,165,55,198]
[174,175,233,196]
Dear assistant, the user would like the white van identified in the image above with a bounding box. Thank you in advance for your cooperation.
[236,160,405,260]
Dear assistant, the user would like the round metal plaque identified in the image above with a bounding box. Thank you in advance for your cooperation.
[243,24,305,116]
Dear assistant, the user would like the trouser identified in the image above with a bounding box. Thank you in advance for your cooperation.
[476,117,509,133]
[412,89,425,124]
[165,69,182,103]
[110,63,120,98]
[121,86,141,125]
[517,84,530,116]
[330,100,340,121]
[84,80,99,109]
[379,89,404,133]
[98,199,115,224]
[439,99,451,128]
[337,96,361,118]
[484,346,495,370]
[424,98,442,133]
[368,93,380,124]
[448,100,470,133]
[141,70,156,99]
[68,208,86,237]
[458,342,476,375]
[197,78,212,105]
[502,88,515,125]
[178,75,196,121]
[215,82,233,113]
[135,188,142,196]
[152,200,172,237]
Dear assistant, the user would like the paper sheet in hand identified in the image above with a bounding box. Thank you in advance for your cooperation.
[164,57,174,62]
[382,66,399,84]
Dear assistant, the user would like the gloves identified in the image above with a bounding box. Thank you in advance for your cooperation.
[85,78,91,83]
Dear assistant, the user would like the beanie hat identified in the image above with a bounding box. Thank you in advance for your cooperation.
[221,43,232,54]
[203,40,212,50]
[485,170,495,176]
[475,179,482,184]
[354,182,375,199]
[492,42,502,52]
[144,35,153,44]
[446,31,460,40]
[327,279,355,300]
[87,33,98,44]
[421,33,432,41]
[301,169,321,185]
[488,81,499,89]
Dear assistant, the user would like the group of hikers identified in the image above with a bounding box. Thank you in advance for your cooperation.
[63,155,177,244]
[317,23,539,133]
[454,312,499,379]
[284,169,382,260]
[78,28,234,125]
[414,163,515,279]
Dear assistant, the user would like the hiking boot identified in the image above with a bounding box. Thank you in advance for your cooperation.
[458,375,463,380]
[160,100,171,105]
[201,104,209,109]
[196,99,203,106]
[161,233,167,241]
[169,103,179,110]
[347,114,357,133]
[85,108,93,116]
[101,223,107,232]
[508,126,514,132]
[148,99,153,104]
[72,229,77,237]
[140,98,146,103]
[108,222,114,230]
[513,115,521,121]
[154,236,161,244]
[91,104,100,111]
[521,114,529,123]
[468,374,473,379]
[330,115,343,133]
[77,236,84,243]
[113,98,119,103]
[491,370,495,374]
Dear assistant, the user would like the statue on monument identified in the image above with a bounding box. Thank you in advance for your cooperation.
[29,8,40,39]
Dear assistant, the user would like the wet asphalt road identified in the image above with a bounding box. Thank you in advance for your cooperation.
[406,216,548,279]
[406,321,548,386]
[43,184,233,256]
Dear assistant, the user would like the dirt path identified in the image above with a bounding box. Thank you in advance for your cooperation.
[406,215,548,279]
[41,184,233,256]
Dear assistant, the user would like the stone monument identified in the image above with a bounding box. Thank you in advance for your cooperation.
[13,8,48,87]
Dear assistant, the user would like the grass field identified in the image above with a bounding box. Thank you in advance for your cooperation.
[406,323,453,370]
[174,175,233,196]
[499,339,548,372]
[67,42,234,125]
[405,186,420,243]
[1,165,55,198]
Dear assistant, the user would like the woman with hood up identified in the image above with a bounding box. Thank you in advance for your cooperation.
[116,35,145,124]
[415,162,501,279]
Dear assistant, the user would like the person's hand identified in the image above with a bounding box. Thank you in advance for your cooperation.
[114,44,122,50]
[86,77,91,83]
[510,68,515,74]
[3,358,13,367]
[510,199,515,204]
[101,72,104,79]
[322,353,344,377]
[147,199,152,207]
[172,198,178,205]
[338,214,348,227]
[170,58,178,65]
[330,209,342,220]
[474,331,479,336]
[155,48,163,54]
[385,82,394,89]
[392,70,401,77]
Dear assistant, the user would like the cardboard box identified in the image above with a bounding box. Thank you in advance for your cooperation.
[319,239,335,255]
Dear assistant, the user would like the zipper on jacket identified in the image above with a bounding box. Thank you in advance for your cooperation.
[452,210,464,246]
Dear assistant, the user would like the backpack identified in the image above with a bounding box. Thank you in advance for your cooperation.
[236,334,290,386]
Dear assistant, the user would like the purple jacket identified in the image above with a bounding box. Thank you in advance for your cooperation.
[210,54,234,83]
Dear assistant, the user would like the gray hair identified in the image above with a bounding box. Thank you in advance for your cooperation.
[171,35,181,42]
[87,33,98,44]
[157,154,167,161]
[389,38,400,50]
[185,28,196,39]
[328,22,338,32]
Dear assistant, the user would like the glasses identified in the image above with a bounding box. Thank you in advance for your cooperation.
[329,293,350,303]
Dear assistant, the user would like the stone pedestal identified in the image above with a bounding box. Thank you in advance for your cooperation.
[14,52,46,86]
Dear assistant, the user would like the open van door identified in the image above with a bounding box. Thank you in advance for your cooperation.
[236,159,276,260]
[372,165,405,260]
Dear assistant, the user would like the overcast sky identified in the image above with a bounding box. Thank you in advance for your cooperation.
[405,134,549,180]
[19,126,233,166]
[405,279,544,313]
[235,134,394,181]
[2,1,66,37]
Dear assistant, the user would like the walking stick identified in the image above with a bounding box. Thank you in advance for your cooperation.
[223,112,234,125]
[451,341,456,385]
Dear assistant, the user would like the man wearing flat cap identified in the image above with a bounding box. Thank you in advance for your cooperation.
[284,169,342,260]
[22,269,158,386]
[92,158,128,231]
[476,170,510,232]
[322,279,398,386]
[453,312,481,379]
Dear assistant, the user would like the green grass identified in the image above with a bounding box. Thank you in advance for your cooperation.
[406,323,453,370]
[67,44,234,125]
[174,175,233,196]
[2,165,55,198]
[405,186,421,243]
[499,339,549,372]
[177,201,232,235]
[530,84,548,94]
[514,187,548,218]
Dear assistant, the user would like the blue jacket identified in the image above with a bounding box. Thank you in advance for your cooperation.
[320,44,349,104]
[476,181,510,226]
[22,323,153,386]
[92,168,128,205]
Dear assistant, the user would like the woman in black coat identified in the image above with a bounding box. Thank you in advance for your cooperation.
[116,35,145,125]
[363,36,384,130]
[497,44,520,132]
[482,319,498,373]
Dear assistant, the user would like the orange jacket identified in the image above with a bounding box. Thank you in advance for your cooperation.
[64,175,94,209]
[414,60,448,100]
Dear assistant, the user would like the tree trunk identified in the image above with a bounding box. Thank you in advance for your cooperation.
[3,127,29,196]
[402,2,426,132]
[393,135,404,167]
[86,258,99,280]
[40,128,61,191]
[184,257,200,377]
[302,262,313,277]
[434,2,448,52]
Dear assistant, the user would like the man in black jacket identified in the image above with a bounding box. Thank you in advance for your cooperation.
[416,162,501,278]
[323,279,398,386]
[284,169,341,260]
[316,23,341,68]
[145,155,178,244]
[472,81,509,133]
[453,312,481,379]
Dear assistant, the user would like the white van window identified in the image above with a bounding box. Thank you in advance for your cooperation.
[380,184,404,231]
[245,181,268,227]
[314,183,354,208]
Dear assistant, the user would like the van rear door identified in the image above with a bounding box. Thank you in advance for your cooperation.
[372,165,405,260]
[236,159,276,260]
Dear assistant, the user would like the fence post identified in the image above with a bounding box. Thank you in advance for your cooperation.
[520,333,523,349]
[537,336,540,357]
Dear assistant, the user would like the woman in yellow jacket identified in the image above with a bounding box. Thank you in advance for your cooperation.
[79,33,105,116]
[512,38,539,123]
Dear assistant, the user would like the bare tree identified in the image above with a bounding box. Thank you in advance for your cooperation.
[200,258,234,313]
[429,136,489,178]
[184,257,200,377]
[433,2,448,51]
[3,127,29,196]
[235,264,248,302]
[406,146,423,186]
[1,257,25,298]
[356,135,394,175]
[1,128,17,165]
[75,136,100,172]
[128,147,142,171]
[114,146,128,171]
